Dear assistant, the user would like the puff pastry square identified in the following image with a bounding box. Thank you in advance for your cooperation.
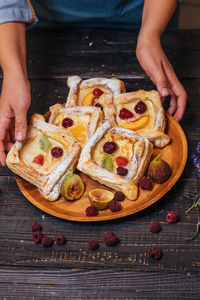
[114,90,171,148]
[66,76,125,124]
[77,120,153,200]
[6,114,81,201]
[49,104,103,147]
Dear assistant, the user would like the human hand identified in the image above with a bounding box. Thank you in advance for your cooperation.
[136,37,188,121]
[0,75,31,166]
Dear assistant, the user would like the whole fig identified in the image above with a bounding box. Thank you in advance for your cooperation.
[148,154,171,184]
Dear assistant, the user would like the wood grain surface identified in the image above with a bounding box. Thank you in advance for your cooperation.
[0,28,200,299]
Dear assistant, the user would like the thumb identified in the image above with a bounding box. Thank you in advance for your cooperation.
[14,109,27,141]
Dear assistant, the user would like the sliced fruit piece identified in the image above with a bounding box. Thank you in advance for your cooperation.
[102,154,113,172]
[82,92,94,106]
[93,88,104,98]
[116,156,129,167]
[119,108,134,119]
[51,147,63,158]
[32,154,44,166]
[88,188,114,210]
[39,134,52,153]
[121,115,149,131]
[62,117,74,128]
[70,123,87,144]
[60,172,84,200]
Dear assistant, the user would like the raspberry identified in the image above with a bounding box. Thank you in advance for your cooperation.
[116,156,129,167]
[42,236,53,247]
[108,200,122,212]
[113,191,125,202]
[56,234,67,245]
[166,211,179,223]
[62,118,74,128]
[86,206,98,217]
[51,147,63,158]
[103,142,117,154]
[32,222,43,232]
[148,247,163,260]
[119,108,134,119]
[117,167,128,176]
[32,231,43,243]
[150,221,161,233]
[134,101,147,114]
[104,231,119,246]
[32,154,44,166]
[93,88,104,98]
[139,177,153,190]
[95,103,104,111]
[88,240,99,250]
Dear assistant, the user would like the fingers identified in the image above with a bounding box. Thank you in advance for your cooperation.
[167,94,177,115]
[14,108,27,141]
[149,63,170,98]
[0,141,6,166]
[162,60,188,121]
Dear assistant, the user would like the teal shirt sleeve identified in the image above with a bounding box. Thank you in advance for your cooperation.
[0,0,38,25]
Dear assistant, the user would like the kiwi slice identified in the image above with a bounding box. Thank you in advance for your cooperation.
[102,154,113,172]
[60,172,84,201]
[39,134,52,153]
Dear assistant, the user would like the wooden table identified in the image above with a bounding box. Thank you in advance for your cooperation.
[0,28,200,299]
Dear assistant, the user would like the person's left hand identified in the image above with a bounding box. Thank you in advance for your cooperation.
[136,37,188,121]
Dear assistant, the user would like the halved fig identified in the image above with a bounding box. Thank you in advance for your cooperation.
[60,172,84,200]
[88,188,114,210]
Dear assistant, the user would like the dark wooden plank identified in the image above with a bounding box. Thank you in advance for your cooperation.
[0,268,199,299]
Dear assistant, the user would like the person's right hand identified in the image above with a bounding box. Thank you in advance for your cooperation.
[0,74,31,166]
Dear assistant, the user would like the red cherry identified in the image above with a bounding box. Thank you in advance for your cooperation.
[62,118,74,128]
[93,88,104,98]
[32,154,44,166]
[51,147,63,158]
[119,108,134,119]
[116,156,129,167]
[134,101,147,114]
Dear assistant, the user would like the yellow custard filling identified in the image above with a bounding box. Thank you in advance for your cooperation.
[92,132,134,174]
[19,133,65,175]
[117,99,155,132]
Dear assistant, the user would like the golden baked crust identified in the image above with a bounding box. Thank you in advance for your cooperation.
[66,76,125,125]
[49,104,103,147]
[114,90,171,148]
[6,114,81,201]
[77,120,153,200]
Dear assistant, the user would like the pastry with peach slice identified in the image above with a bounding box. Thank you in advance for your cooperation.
[66,76,125,125]
[114,90,171,148]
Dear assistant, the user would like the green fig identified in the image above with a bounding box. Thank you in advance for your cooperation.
[39,134,52,153]
[102,154,113,172]
[148,154,172,184]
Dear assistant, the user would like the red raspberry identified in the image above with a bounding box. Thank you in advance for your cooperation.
[32,154,44,166]
[113,191,125,202]
[32,222,43,232]
[103,142,117,154]
[86,206,98,217]
[88,240,99,250]
[108,200,122,212]
[134,101,147,114]
[139,177,153,190]
[42,236,53,247]
[104,231,119,246]
[117,167,128,176]
[93,88,104,98]
[166,211,179,223]
[51,147,63,158]
[116,156,129,167]
[95,103,104,111]
[62,118,74,128]
[119,108,134,119]
[148,247,163,260]
[150,221,161,233]
[32,231,43,243]
[56,234,67,245]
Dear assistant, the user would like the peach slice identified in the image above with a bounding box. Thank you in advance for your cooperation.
[121,115,149,131]
[82,92,94,106]
[70,123,87,145]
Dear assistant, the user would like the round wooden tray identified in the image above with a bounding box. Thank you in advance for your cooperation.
[16,115,188,222]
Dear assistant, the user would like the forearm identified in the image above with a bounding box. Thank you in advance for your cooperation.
[0,22,27,80]
[138,0,177,43]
